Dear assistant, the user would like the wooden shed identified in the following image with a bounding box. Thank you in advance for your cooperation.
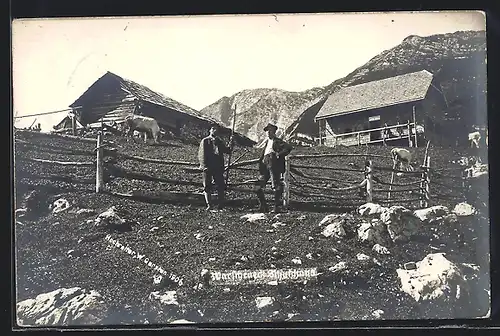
[314,70,443,147]
[68,71,255,146]
[52,114,85,133]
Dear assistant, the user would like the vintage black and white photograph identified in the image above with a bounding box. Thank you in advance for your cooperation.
[12,11,489,326]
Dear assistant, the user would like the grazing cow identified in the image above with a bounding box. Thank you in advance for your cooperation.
[391,147,414,172]
[124,115,161,143]
[468,131,481,148]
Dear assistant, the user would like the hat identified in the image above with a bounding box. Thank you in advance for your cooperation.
[263,123,278,131]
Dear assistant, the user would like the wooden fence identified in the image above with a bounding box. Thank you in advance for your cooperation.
[15,128,467,211]
[316,119,419,148]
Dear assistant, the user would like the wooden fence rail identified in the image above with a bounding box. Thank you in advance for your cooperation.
[15,129,465,211]
[18,157,95,166]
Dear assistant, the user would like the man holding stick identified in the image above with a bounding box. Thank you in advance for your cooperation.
[198,124,233,210]
[255,123,293,213]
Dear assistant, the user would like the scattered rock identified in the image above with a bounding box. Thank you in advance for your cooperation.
[16,287,108,326]
[357,220,387,245]
[240,213,267,223]
[255,297,274,309]
[442,213,459,224]
[356,253,370,261]
[372,309,384,319]
[153,274,163,285]
[372,244,390,255]
[94,206,132,232]
[464,163,488,179]
[413,205,449,222]
[329,261,347,273]
[453,202,477,217]
[149,291,179,306]
[358,203,387,217]
[291,257,302,265]
[50,198,71,213]
[381,206,420,242]
[320,215,346,238]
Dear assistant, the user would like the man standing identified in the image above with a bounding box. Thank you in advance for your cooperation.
[198,124,233,210]
[255,123,293,213]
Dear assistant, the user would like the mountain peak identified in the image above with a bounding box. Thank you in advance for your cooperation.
[198,30,486,144]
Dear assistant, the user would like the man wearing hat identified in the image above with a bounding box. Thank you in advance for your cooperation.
[255,122,293,213]
[198,124,233,210]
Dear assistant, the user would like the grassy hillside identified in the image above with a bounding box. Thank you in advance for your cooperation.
[14,130,489,324]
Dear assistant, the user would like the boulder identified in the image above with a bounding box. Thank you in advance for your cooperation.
[321,216,346,238]
[358,203,387,217]
[380,206,420,242]
[453,202,477,217]
[94,206,132,232]
[16,287,108,326]
[413,206,450,222]
[357,220,388,245]
[396,253,472,318]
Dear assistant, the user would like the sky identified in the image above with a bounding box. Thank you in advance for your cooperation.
[12,11,485,131]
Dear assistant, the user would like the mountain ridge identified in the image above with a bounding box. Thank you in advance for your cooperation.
[200,30,486,144]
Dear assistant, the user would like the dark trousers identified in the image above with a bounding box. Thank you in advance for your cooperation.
[256,164,283,209]
[203,168,225,195]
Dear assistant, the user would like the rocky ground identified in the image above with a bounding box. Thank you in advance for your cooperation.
[13,130,490,326]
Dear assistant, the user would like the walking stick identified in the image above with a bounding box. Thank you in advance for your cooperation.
[224,104,237,187]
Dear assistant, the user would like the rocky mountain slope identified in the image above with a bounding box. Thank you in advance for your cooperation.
[200,87,327,143]
[200,30,487,144]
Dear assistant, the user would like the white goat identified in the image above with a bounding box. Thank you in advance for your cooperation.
[468,131,481,148]
[391,148,414,172]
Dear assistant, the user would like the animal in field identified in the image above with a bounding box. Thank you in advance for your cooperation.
[468,131,481,148]
[123,114,161,143]
[391,147,414,172]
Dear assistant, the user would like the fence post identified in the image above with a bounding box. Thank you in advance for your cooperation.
[96,132,104,193]
[407,121,412,147]
[283,156,291,209]
[388,161,396,200]
[357,132,361,146]
[424,155,431,207]
[365,160,373,202]
[412,106,418,148]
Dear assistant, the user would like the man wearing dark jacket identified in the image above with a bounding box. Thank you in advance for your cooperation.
[255,123,293,213]
[198,124,233,210]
